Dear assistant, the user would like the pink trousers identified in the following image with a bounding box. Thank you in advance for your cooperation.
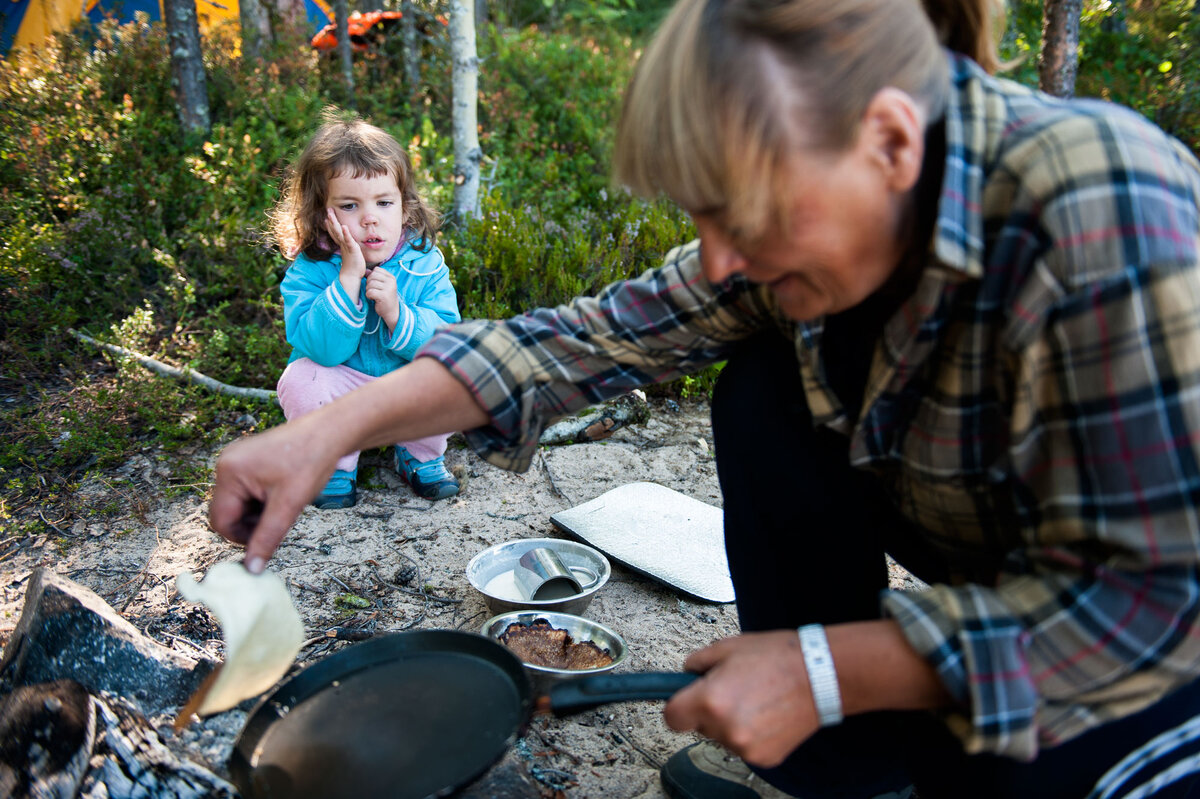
[276,358,450,473]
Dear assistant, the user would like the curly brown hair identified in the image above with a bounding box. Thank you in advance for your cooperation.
[270,110,440,261]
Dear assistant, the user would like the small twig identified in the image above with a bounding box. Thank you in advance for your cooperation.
[396,613,426,630]
[323,570,357,594]
[455,610,487,630]
[37,510,72,537]
[532,727,583,765]
[394,532,439,544]
[144,621,213,659]
[368,562,414,595]
[383,544,462,605]
[530,767,577,789]
[369,555,428,630]
[144,571,175,602]
[539,450,572,504]
[118,573,150,614]
[354,510,394,520]
[392,503,436,512]
[612,729,662,770]
[324,626,375,642]
[486,511,529,521]
[69,566,143,577]
[281,541,332,555]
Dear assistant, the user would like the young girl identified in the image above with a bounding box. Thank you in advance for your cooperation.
[270,115,461,508]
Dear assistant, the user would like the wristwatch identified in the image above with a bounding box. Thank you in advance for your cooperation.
[798,623,844,727]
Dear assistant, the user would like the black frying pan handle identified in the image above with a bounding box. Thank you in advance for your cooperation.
[546,672,698,716]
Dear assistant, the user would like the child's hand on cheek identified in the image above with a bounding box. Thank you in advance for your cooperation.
[326,208,367,303]
[365,266,400,333]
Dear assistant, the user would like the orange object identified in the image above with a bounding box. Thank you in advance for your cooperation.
[310,9,403,52]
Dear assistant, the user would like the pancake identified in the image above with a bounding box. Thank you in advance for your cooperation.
[175,561,304,722]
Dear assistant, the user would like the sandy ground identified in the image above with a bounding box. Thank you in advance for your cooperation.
[0,396,923,798]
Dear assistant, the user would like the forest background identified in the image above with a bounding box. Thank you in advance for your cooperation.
[0,0,1197,546]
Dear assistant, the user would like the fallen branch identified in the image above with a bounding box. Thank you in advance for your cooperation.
[68,328,277,403]
[539,450,572,504]
[538,390,650,446]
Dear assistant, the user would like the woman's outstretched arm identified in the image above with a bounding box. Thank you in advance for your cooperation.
[208,357,489,572]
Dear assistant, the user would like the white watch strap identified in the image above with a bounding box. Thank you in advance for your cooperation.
[798,623,844,727]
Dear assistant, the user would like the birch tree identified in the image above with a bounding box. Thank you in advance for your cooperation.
[264,0,308,46]
[332,0,356,108]
[450,0,481,220]
[1040,0,1082,97]
[238,0,270,59]
[162,0,210,136]
[401,0,420,95]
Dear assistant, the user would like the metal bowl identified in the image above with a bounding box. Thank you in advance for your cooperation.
[466,538,610,615]
[481,610,628,690]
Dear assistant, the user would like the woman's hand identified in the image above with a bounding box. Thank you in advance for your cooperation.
[664,621,952,767]
[208,359,492,573]
[208,416,340,573]
[365,266,400,332]
[325,208,367,302]
[664,630,819,767]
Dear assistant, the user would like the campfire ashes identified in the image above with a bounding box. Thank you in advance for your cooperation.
[0,568,235,797]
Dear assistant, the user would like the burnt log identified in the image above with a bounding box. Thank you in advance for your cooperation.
[539,391,651,446]
[0,679,238,798]
[0,681,94,797]
[0,569,215,716]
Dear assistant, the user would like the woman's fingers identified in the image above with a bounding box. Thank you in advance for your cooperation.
[663,631,819,767]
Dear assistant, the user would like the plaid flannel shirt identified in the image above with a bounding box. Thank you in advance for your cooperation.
[420,53,1200,760]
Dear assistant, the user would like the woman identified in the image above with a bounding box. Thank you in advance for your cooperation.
[210,1,1200,796]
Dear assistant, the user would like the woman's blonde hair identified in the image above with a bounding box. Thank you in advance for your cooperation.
[271,110,440,260]
[614,0,1004,242]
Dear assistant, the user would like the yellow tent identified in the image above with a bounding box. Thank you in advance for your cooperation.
[2,0,333,54]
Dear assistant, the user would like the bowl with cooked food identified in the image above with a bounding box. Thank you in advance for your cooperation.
[467,538,611,615]
[481,610,628,690]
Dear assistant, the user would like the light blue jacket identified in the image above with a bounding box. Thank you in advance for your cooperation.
[280,240,460,377]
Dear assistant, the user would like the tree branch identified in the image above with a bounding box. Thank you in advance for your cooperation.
[68,328,277,403]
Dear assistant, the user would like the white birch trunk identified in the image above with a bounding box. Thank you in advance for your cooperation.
[264,0,307,43]
[450,0,482,221]
[238,0,270,59]
[162,0,210,136]
[401,0,420,95]
[333,0,356,107]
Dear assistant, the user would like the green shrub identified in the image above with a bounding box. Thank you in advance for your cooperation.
[0,3,1194,538]
[1001,0,1199,153]
[476,26,636,211]
[444,190,694,317]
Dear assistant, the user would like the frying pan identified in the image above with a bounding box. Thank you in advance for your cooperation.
[228,628,696,799]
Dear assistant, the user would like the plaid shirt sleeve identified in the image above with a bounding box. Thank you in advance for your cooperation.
[417,241,780,471]
[883,73,1200,760]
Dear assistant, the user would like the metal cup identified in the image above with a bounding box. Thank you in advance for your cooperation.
[514,547,598,601]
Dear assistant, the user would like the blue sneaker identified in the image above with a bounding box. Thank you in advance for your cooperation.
[313,468,357,509]
[394,447,460,500]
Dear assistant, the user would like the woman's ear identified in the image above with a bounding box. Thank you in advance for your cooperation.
[858,87,926,194]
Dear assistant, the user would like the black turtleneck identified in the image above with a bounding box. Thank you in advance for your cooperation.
[820,116,947,421]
